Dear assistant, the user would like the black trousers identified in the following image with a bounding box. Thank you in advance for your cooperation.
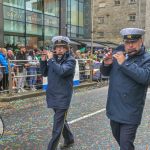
[110,120,138,150]
[0,73,8,90]
[47,109,74,150]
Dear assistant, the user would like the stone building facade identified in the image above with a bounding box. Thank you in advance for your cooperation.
[145,0,150,48]
[93,0,147,44]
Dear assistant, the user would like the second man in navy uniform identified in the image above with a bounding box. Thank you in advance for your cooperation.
[40,36,76,150]
[100,28,150,150]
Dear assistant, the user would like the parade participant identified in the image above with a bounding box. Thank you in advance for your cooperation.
[40,36,76,150]
[100,28,150,150]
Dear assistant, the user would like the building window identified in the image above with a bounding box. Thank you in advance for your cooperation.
[129,0,136,4]
[98,17,104,24]
[4,20,25,33]
[98,32,104,38]
[128,14,136,21]
[3,6,25,22]
[66,0,84,37]
[4,36,25,46]
[26,0,43,13]
[114,0,120,6]
[99,2,106,8]
[3,0,25,9]
[44,0,59,16]
[26,11,43,25]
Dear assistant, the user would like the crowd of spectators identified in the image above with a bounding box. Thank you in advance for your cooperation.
[0,45,112,93]
[0,45,40,93]
[74,47,112,81]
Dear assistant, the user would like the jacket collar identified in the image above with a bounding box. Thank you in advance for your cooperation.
[54,51,70,64]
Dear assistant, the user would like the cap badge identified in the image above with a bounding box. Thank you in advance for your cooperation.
[127,35,132,39]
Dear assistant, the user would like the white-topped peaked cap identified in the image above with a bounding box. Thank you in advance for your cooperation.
[52,36,71,45]
[120,28,145,41]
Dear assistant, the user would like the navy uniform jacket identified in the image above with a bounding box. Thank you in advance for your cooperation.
[100,46,150,125]
[40,52,76,109]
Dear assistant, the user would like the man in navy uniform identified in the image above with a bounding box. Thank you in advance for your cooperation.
[100,28,150,150]
[40,36,76,150]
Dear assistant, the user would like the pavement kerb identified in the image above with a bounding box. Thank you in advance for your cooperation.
[0,82,98,102]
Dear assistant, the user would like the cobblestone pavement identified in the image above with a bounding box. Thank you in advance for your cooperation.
[0,86,150,150]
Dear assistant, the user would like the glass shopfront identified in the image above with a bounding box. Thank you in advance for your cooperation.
[3,0,59,49]
[3,5,25,34]
[2,0,89,49]
[3,1,26,47]
[66,0,84,38]
[3,0,25,9]
[4,35,25,48]
[44,0,59,47]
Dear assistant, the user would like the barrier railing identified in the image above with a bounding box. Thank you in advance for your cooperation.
[77,59,92,82]
[0,59,108,95]
[5,60,41,95]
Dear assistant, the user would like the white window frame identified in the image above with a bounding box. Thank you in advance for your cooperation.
[99,2,106,8]
[98,32,104,38]
[129,0,136,4]
[114,0,120,6]
[128,14,136,21]
[98,17,104,24]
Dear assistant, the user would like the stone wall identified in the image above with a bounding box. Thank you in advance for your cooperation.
[144,0,150,48]
[93,0,146,44]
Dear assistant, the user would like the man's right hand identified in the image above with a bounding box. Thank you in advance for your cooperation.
[103,51,113,65]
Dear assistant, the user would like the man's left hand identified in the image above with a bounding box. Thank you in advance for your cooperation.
[47,51,53,60]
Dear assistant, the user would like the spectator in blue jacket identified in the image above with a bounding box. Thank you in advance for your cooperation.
[40,36,76,150]
[0,48,9,90]
[100,28,150,150]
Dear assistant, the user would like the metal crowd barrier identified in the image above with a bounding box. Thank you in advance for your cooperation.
[3,60,42,95]
[77,59,93,82]
[0,59,108,95]
[77,59,109,84]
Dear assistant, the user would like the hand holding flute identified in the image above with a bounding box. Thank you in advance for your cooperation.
[103,51,113,65]
[113,51,126,65]
[41,50,53,61]
[103,51,126,65]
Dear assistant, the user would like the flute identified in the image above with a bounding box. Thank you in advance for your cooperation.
[114,51,127,55]
[104,51,127,60]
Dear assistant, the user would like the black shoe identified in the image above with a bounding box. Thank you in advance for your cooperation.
[60,140,74,149]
